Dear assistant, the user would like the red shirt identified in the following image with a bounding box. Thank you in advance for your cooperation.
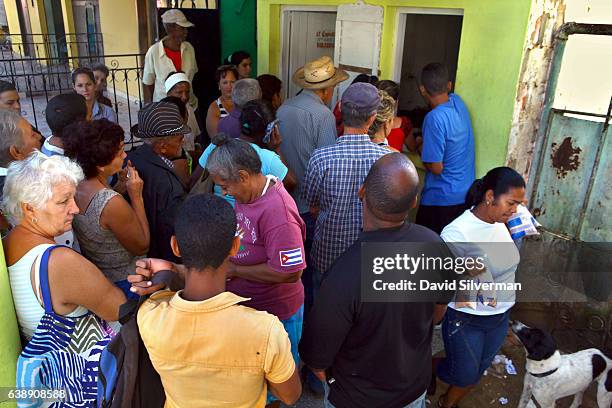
[228,179,306,320]
[164,47,182,72]
[387,116,413,151]
[333,101,344,136]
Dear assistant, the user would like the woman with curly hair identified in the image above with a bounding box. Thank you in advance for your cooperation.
[63,119,150,297]
[368,90,400,152]
[377,79,414,152]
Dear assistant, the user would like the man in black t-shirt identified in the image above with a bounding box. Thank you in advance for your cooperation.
[299,153,453,408]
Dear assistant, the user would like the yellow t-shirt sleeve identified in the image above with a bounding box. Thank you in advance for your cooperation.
[263,317,295,384]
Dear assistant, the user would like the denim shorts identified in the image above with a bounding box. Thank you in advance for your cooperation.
[437,307,510,387]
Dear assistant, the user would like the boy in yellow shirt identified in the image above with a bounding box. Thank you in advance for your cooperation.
[135,194,302,407]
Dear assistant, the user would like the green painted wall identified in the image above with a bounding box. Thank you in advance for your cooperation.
[220,0,257,75]
[258,0,533,176]
[0,241,21,408]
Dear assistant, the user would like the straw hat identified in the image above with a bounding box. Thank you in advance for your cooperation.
[292,56,348,90]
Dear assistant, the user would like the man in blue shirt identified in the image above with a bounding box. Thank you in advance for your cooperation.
[416,63,475,234]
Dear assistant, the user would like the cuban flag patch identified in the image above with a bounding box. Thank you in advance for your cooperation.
[279,248,303,267]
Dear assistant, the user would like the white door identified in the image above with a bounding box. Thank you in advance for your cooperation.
[332,1,384,105]
[282,9,337,99]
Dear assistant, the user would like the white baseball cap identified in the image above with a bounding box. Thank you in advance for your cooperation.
[161,9,195,28]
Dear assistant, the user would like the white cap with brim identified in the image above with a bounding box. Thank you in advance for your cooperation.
[165,72,191,94]
[161,9,195,28]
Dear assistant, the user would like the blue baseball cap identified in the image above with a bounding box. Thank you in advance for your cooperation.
[341,82,381,114]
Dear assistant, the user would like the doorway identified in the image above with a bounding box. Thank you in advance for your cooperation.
[43,0,68,60]
[15,0,34,57]
[281,7,337,100]
[393,10,463,129]
[157,6,221,125]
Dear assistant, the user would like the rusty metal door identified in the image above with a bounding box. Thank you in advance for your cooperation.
[519,23,612,354]
[530,103,611,241]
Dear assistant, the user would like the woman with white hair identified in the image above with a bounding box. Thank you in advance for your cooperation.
[3,151,126,405]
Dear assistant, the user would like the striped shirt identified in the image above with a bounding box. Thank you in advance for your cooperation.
[277,90,337,214]
[216,98,229,118]
[303,134,389,274]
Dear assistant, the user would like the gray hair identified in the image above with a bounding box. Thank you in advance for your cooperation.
[0,109,24,167]
[232,78,262,108]
[143,136,175,146]
[206,133,261,182]
[341,103,376,128]
[2,150,84,224]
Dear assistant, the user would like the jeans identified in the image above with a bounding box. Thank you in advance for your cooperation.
[437,307,511,387]
[323,382,426,408]
[267,305,304,404]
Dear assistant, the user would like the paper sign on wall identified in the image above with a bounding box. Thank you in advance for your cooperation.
[316,30,335,49]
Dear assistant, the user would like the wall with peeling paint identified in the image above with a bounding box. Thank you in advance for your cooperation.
[505,0,566,179]
[257,0,532,176]
[506,0,612,179]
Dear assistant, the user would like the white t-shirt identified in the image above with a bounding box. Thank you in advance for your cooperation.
[441,209,520,316]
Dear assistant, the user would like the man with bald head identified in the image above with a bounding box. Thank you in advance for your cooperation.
[300,153,451,408]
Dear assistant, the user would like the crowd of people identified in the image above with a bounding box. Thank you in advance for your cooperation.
[0,9,529,408]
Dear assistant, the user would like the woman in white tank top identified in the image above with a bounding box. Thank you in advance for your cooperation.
[4,152,127,339]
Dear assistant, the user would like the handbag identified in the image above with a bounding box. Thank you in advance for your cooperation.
[188,167,214,196]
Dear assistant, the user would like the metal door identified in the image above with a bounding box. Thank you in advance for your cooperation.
[519,23,612,354]
[282,9,337,99]
[530,104,611,242]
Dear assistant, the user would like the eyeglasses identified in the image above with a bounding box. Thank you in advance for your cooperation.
[216,64,237,72]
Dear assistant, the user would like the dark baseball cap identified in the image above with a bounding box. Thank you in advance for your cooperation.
[137,101,191,138]
[341,82,381,114]
[45,93,87,135]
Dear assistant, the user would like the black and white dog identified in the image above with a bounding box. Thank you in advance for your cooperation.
[511,321,612,408]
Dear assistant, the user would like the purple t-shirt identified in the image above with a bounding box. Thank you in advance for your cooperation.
[227,178,306,320]
[217,108,242,138]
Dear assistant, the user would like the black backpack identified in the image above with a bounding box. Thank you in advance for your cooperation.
[97,297,165,408]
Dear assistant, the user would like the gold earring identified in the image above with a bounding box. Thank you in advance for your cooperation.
[31,217,37,223]
[486,201,490,206]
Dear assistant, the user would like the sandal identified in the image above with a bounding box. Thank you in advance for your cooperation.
[437,395,459,408]
[427,371,437,395]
